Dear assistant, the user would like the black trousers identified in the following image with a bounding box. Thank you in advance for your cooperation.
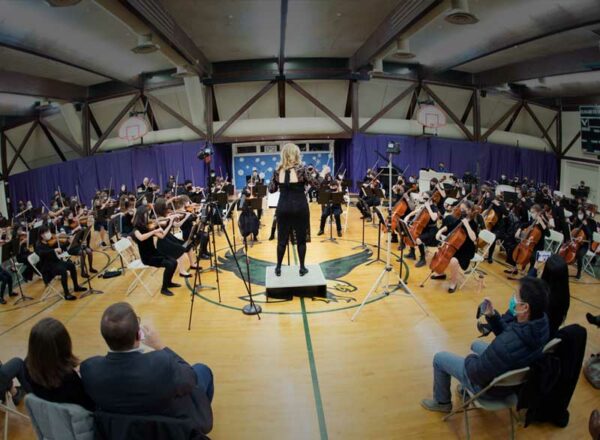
[44,261,79,295]
[0,358,31,394]
[276,209,308,268]
[0,268,12,298]
[320,205,342,232]
[576,244,589,277]
[143,255,177,289]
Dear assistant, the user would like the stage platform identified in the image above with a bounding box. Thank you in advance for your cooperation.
[265,264,327,299]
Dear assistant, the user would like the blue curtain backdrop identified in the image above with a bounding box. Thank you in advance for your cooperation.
[8,134,557,212]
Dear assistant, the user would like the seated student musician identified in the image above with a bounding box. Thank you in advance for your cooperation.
[430,200,479,293]
[421,276,549,413]
[403,192,439,268]
[504,203,550,276]
[35,225,87,300]
[317,174,343,238]
[0,264,17,305]
[131,205,179,297]
[63,209,96,279]
[81,302,213,435]
[570,207,594,280]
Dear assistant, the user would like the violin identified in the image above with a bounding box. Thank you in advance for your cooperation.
[429,210,478,274]
[46,233,69,247]
[558,226,586,264]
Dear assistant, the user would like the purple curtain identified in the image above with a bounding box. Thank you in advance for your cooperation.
[348,133,557,190]
[8,134,557,212]
[8,140,225,212]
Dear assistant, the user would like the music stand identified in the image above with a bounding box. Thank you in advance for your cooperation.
[502,191,518,204]
[77,228,103,298]
[318,190,343,243]
[366,207,386,265]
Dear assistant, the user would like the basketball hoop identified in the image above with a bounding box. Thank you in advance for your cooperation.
[417,105,446,136]
[118,116,149,142]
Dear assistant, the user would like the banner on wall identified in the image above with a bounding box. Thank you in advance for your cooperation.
[231,141,334,189]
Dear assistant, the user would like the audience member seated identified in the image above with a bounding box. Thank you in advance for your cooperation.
[0,358,27,405]
[80,302,213,436]
[541,255,570,337]
[1,317,93,410]
[23,317,94,411]
[421,277,550,413]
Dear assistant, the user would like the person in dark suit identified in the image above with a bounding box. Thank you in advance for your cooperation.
[80,302,213,435]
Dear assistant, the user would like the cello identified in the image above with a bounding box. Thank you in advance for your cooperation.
[512,213,546,270]
[429,209,478,274]
[391,184,417,233]
[403,178,446,247]
[558,226,586,264]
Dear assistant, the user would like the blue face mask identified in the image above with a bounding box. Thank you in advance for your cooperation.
[508,295,517,316]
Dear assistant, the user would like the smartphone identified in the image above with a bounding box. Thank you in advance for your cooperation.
[536,250,551,263]
[476,299,491,319]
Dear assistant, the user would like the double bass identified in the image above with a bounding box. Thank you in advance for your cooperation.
[558,226,586,264]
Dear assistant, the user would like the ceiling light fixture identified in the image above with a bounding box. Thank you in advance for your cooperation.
[171,66,197,78]
[44,0,82,6]
[445,0,479,25]
[395,38,416,59]
[131,34,159,54]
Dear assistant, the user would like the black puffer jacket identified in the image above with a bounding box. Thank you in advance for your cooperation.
[465,312,549,390]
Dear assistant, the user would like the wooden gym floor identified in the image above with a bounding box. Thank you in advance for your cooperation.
[1,207,599,440]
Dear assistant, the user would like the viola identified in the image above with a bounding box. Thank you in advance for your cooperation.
[559,226,586,264]
[430,176,448,205]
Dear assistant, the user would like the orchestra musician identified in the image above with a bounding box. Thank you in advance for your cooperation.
[404,192,440,268]
[153,198,195,279]
[570,207,594,280]
[173,195,210,260]
[64,209,96,278]
[317,173,343,237]
[481,193,508,263]
[431,200,480,293]
[268,143,314,276]
[131,206,179,297]
[504,203,550,276]
[35,225,87,301]
[92,192,111,248]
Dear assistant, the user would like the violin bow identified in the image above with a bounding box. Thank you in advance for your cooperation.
[191,166,196,187]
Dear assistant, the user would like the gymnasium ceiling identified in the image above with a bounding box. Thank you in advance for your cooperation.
[1,0,600,122]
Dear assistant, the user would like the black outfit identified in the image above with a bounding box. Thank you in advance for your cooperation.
[0,267,13,300]
[23,365,95,411]
[572,218,593,278]
[35,241,82,296]
[318,187,343,234]
[442,216,479,270]
[547,286,570,339]
[132,227,177,290]
[269,166,311,271]
[81,348,213,436]
[16,241,34,282]
[0,358,28,396]
[517,324,587,427]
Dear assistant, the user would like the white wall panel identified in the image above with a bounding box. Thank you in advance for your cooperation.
[286,80,347,118]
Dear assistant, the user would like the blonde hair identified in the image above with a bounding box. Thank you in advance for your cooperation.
[277,143,302,171]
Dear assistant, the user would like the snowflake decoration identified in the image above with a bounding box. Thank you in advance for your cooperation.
[255,158,260,162]
[237,170,244,176]
[260,161,265,166]
[259,172,265,179]
[239,157,244,162]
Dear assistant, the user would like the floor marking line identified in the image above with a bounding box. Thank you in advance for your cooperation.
[301,296,329,440]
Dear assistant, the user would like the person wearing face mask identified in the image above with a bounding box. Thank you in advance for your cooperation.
[569,208,594,280]
[421,276,549,413]
[35,226,87,301]
[430,200,480,293]
[118,184,129,198]
[482,195,508,263]
[499,174,509,185]
[403,191,440,268]
[504,204,549,276]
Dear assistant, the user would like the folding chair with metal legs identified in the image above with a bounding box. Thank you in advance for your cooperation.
[1,391,29,440]
[126,268,154,297]
[27,253,65,301]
